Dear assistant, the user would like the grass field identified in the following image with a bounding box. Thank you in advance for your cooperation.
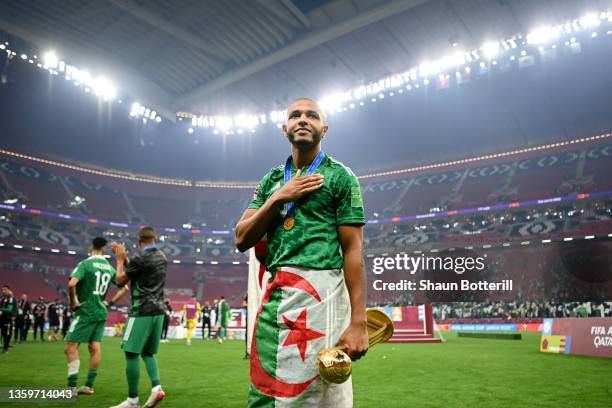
[0,332,610,408]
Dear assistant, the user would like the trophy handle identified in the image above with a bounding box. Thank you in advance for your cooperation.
[333,309,394,352]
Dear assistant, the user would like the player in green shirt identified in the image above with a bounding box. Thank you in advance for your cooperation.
[216,296,229,344]
[65,237,129,396]
[235,98,368,407]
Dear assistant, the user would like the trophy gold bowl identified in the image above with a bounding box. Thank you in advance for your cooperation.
[317,308,394,384]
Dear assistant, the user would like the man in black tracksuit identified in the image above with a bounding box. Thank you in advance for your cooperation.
[32,297,47,341]
[1,285,17,353]
[46,298,61,342]
[201,301,212,339]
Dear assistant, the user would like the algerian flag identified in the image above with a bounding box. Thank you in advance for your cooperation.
[247,244,270,353]
[248,266,353,408]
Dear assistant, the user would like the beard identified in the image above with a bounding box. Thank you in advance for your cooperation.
[286,127,324,149]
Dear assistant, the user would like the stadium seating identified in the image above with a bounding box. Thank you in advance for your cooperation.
[2,141,610,229]
[1,140,610,306]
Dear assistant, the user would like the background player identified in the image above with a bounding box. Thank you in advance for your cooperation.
[201,301,211,340]
[216,296,228,344]
[32,297,46,341]
[46,298,61,342]
[181,295,201,346]
[65,236,128,395]
[0,285,17,353]
[111,227,166,408]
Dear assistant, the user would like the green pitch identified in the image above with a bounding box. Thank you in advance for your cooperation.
[0,332,610,407]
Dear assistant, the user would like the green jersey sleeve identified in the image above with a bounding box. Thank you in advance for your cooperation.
[247,171,272,210]
[70,262,86,280]
[334,170,366,226]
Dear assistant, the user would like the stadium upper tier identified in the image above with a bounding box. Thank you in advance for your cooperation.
[0,137,610,229]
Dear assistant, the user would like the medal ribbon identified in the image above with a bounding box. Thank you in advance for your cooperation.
[283,150,325,218]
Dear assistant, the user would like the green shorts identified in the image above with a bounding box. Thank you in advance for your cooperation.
[65,317,106,344]
[121,315,164,355]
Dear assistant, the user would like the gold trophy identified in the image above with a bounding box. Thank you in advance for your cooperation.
[317,308,394,384]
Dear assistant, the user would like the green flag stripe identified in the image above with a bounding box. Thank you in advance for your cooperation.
[248,384,275,408]
[254,287,283,386]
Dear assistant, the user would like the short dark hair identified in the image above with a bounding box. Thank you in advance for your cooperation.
[92,236,108,250]
[137,226,156,243]
[2,285,9,289]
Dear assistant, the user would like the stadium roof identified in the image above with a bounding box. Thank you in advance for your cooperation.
[1,0,612,181]
[1,0,608,120]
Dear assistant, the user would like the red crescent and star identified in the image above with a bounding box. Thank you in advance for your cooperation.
[250,271,324,398]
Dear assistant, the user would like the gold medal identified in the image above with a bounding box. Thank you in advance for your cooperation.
[283,217,295,231]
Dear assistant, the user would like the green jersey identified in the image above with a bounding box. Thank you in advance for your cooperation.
[248,154,365,273]
[70,255,116,322]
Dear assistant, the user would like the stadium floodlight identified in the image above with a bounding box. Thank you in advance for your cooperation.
[580,13,601,28]
[232,261,240,265]
[75,70,91,84]
[210,261,219,265]
[92,77,116,101]
[195,260,204,265]
[155,116,162,123]
[419,61,438,77]
[42,51,58,69]
[188,127,194,134]
[20,54,27,60]
[526,26,558,44]
[481,41,500,59]
[216,116,233,132]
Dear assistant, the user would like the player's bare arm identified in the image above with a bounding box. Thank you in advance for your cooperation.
[106,285,129,307]
[235,168,324,251]
[337,224,369,361]
[68,277,85,311]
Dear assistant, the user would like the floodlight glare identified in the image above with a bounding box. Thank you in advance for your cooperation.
[527,26,555,44]
[580,13,601,28]
[481,41,500,59]
[42,51,58,68]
